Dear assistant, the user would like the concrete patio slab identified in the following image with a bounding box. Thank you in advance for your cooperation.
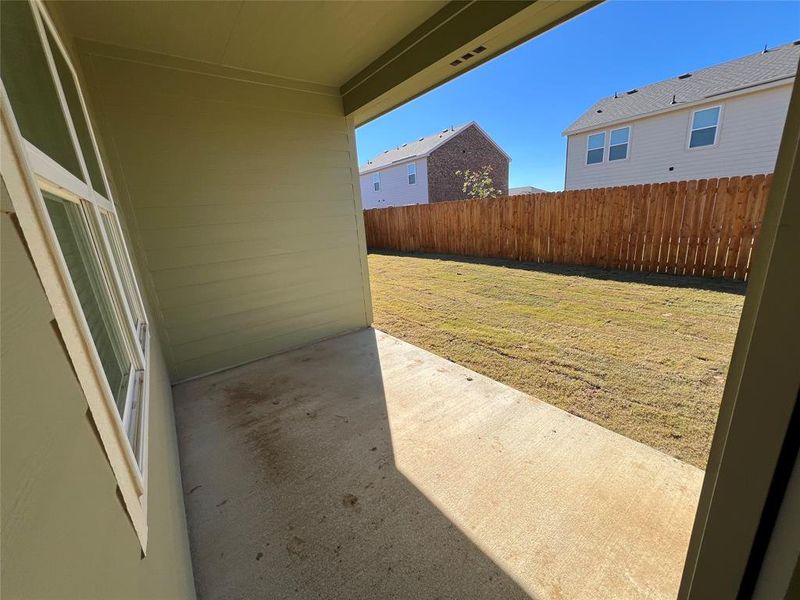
[174,328,703,599]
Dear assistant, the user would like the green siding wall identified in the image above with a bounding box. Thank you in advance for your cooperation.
[78,46,372,381]
[0,187,195,599]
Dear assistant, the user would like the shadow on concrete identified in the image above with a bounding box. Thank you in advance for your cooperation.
[173,329,533,600]
[369,250,748,296]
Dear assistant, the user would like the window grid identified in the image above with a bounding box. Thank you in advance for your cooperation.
[609,127,630,161]
[2,0,149,474]
[586,132,605,165]
[689,106,721,149]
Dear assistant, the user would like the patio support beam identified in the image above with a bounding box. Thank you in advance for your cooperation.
[679,68,800,599]
[342,0,600,125]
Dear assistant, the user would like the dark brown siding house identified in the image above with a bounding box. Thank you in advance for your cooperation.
[359,121,510,208]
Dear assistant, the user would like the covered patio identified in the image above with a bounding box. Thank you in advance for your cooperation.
[175,328,702,599]
[4,1,798,598]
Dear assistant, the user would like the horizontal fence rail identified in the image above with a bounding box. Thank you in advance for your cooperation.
[363,175,772,280]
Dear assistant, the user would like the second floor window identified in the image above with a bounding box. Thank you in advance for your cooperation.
[407,163,416,185]
[372,173,380,191]
[609,127,630,160]
[689,106,721,148]
[587,132,605,164]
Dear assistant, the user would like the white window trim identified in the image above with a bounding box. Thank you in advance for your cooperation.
[407,162,417,185]
[608,126,631,162]
[1,0,150,551]
[687,105,722,150]
[372,172,380,191]
[586,131,606,165]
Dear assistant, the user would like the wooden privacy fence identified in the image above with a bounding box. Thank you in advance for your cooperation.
[363,174,772,280]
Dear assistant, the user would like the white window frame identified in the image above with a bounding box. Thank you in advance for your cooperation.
[688,105,722,150]
[407,162,417,185]
[608,126,630,161]
[0,0,151,550]
[372,172,380,191]
[586,131,606,165]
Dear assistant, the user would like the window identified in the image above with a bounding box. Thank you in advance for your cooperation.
[407,162,416,185]
[586,132,605,164]
[1,0,150,546]
[372,172,380,191]
[689,106,721,148]
[609,127,630,161]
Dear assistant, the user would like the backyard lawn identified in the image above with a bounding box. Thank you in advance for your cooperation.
[368,252,746,469]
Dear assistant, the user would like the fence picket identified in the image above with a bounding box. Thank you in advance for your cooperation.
[362,175,771,280]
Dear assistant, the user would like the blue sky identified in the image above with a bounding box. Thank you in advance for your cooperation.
[355,0,800,191]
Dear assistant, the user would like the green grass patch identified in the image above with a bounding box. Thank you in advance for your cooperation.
[369,252,746,469]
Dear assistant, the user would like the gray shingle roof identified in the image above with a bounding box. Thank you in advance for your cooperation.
[359,122,473,173]
[564,41,800,135]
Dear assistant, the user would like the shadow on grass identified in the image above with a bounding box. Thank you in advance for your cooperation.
[368,250,748,296]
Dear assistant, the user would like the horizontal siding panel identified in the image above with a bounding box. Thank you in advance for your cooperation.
[166,289,364,347]
[172,315,364,381]
[84,50,369,380]
[124,183,356,208]
[144,234,356,271]
[136,199,355,230]
[360,158,429,208]
[138,215,355,250]
[161,277,361,325]
[169,293,365,360]
[157,261,361,309]
[149,245,360,290]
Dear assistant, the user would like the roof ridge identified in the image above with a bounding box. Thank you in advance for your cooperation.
[564,40,800,135]
[359,121,474,171]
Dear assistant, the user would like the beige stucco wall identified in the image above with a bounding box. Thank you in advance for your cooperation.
[0,180,195,599]
[76,43,373,382]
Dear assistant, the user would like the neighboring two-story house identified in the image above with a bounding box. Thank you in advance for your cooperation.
[359,121,510,208]
[563,41,800,190]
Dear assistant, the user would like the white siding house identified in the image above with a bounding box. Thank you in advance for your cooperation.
[360,157,429,208]
[564,42,799,190]
[359,121,510,206]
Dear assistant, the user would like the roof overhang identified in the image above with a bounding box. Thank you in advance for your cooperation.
[344,1,601,126]
[50,1,599,129]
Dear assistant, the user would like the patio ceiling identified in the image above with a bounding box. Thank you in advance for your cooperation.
[53,0,600,124]
[54,0,448,87]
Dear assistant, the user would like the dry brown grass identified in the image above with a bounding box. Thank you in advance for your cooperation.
[368,252,746,469]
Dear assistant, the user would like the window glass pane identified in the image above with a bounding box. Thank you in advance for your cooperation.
[100,211,143,331]
[1,1,82,179]
[609,143,628,161]
[588,132,605,150]
[610,127,629,145]
[690,127,717,148]
[43,27,109,198]
[43,191,132,416]
[587,148,604,164]
[692,107,720,130]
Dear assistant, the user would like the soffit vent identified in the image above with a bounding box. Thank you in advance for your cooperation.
[450,45,488,67]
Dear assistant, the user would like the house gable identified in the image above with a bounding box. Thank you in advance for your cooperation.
[426,123,510,202]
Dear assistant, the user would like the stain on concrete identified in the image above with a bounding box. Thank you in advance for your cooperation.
[341,494,359,509]
[286,536,306,560]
